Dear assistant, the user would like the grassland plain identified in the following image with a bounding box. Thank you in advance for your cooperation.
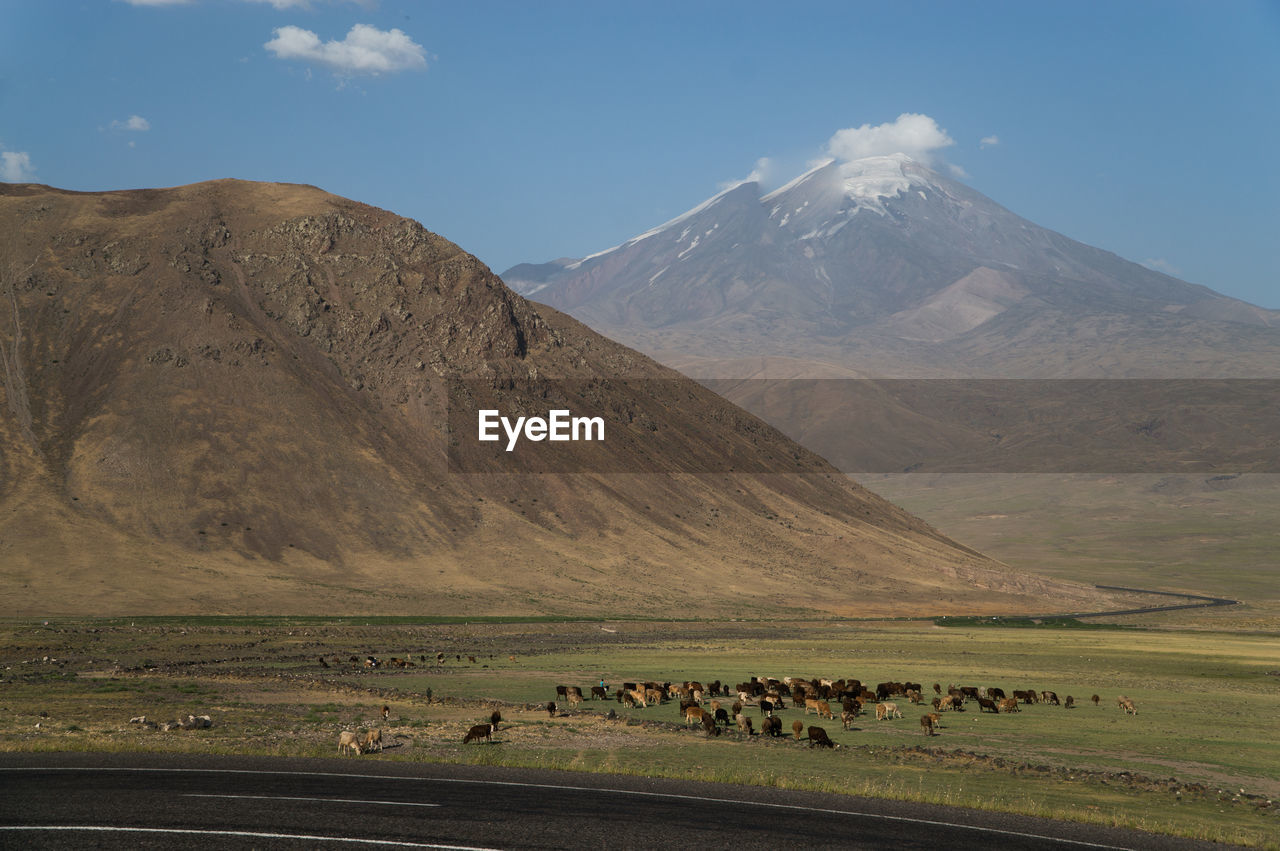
[1,617,1276,846]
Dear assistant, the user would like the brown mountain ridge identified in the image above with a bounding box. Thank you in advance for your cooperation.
[0,179,1131,617]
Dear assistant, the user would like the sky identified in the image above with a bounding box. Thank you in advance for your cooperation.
[2,0,1278,308]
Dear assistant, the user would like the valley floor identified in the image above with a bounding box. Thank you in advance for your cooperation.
[1,617,1276,846]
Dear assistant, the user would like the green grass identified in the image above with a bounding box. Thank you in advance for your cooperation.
[1,618,1276,846]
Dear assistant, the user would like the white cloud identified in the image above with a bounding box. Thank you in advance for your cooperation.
[246,0,314,7]
[826,113,955,164]
[718,157,773,191]
[119,0,193,6]
[948,163,970,179]
[265,23,427,75]
[111,115,151,132]
[1,151,36,182]
[1143,258,1182,276]
[980,135,1000,149]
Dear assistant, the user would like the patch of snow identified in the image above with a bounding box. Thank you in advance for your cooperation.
[762,159,835,203]
[648,266,669,285]
[677,235,701,259]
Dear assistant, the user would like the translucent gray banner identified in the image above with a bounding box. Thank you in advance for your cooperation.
[448,379,1280,473]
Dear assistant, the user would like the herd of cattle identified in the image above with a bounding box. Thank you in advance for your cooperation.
[333,674,1141,754]
[541,676,1139,746]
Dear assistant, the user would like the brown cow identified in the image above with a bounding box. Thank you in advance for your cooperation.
[684,706,706,727]
[761,716,782,737]
[841,710,857,730]
[361,727,383,752]
[808,726,836,748]
[1091,694,1101,707]
[792,719,804,740]
[977,697,999,714]
[462,723,492,744]
[920,715,935,736]
[1064,695,1075,709]
[737,714,754,735]
[997,698,1020,713]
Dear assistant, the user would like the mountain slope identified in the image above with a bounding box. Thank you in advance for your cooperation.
[0,179,1134,617]
[505,154,1280,378]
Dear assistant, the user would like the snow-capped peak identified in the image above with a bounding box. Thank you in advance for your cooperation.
[837,152,931,202]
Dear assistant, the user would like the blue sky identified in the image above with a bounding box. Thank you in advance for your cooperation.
[3,0,1278,307]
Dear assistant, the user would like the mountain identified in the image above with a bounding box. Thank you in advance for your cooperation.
[0,179,1135,618]
[505,154,1280,378]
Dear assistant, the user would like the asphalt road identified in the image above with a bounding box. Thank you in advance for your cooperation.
[0,753,1228,850]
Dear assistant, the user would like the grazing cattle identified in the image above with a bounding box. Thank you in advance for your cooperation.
[1091,694,1101,707]
[1013,690,1037,705]
[338,730,362,756]
[1064,695,1075,709]
[1041,691,1060,706]
[731,701,743,718]
[546,701,557,717]
[760,698,775,717]
[931,697,942,711]
[841,710,857,731]
[998,698,1020,713]
[920,715,935,736]
[932,683,942,694]
[645,688,664,706]
[815,700,833,719]
[714,708,731,727]
[939,695,962,712]
[567,692,583,710]
[808,726,836,748]
[701,712,719,737]
[361,728,383,753]
[382,705,390,720]
[468,656,477,664]
[792,719,804,740]
[762,716,782,737]
[490,710,502,728]
[1119,697,1138,715]
[988,687,1006,701]
[804,698,821,715]
[463,724,492,744]
[684,706,706,727]
[555,685,568,699]
[628,689,649,708]
[905,689,922,705]
[960,686,979,699]
[710,699,721,714]
[591,686,608,700]
[876,702,901,720]
[977,697,999,714]
[737,715,754,735]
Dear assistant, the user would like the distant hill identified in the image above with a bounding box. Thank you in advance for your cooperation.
[0,179,1130,617]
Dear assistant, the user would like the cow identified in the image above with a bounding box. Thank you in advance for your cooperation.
[338,730,362,756]
[876,702,901,720]
[1041,691,1061,706]
[645,688,664,706]
[988,687,1006,701]
[381,705,390,721]
[761,716,782,737]
[567,691,583,710]
[977,697,1000,714]
[932,682,942,694]
[998,698,1020,713]
[1119,697,1138,715]
[627,689,649,708]
[546,701,557,717]
[701,712,719,737]
[808,726,836,748]
[841,710,857,730]
[555,685,569,699]
[684,706,706,727]
[920,715,936,736]
[1091,694,1101,707]
[760,698,775,717]
[737,714,754,736]
[490,710,502,728]
[792,719,805,740]
[462,723,492,744]
[1064,695,1075,709]
[714,708,731,727]
[591,686,609,700]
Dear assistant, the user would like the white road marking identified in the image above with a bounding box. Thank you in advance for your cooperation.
[0,825,493,849]
[184,793,441,807]
[2,766,1129,849]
